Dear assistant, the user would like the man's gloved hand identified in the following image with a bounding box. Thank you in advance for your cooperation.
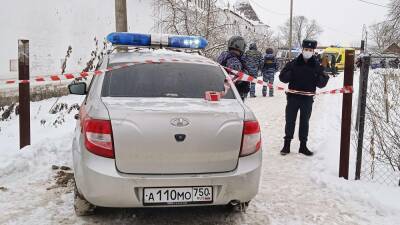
[315,65,328,78]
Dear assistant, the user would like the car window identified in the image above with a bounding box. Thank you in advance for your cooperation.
[101,62,235,99]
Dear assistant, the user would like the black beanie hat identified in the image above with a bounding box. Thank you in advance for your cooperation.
[266,48,274,54]
[302,39,317,49]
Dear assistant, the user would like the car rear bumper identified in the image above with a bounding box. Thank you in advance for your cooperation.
[73,147,262,208]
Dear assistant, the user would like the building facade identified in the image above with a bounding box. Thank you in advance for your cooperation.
[0,0,268,79]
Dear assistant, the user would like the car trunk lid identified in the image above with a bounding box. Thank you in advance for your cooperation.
[102,98,244,174]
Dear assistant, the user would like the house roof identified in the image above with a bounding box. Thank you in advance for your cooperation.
[383,43,400,54]
[217,0,269,27]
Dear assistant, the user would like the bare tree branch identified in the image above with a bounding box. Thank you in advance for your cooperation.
[279,15,323,48]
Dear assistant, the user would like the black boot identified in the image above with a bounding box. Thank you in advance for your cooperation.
[280,140,291,155]
[299,142,314,156]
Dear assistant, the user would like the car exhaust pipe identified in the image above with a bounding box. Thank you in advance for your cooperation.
[229,200,240,206]
[228,200,248,213]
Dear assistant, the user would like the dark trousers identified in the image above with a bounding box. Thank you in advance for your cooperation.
[284,94,314,142]
[250,81,257,96]
[262,72,275,97]
[236,81,250,101]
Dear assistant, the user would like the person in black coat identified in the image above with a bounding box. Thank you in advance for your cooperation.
[314,52,321,64]
[279,39,330,156]
[330,55,337,75]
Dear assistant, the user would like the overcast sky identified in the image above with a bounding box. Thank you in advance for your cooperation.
[248,0,391,47]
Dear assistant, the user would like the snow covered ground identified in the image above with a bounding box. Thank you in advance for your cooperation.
[1,72,400,225]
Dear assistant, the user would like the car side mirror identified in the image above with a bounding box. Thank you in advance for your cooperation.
[68,82,87,95]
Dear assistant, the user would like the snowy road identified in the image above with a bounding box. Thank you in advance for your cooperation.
[1,74,400,225]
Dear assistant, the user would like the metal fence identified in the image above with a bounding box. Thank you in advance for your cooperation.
[354,56,400,187]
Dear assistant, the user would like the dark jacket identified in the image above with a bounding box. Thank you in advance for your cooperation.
[331,55,336,67]
[315,54,322,64]
[217,51,243,71]
[217,50,250,95]
[262,53,279,74]
[279,54,329,94]
[242,49,263,77]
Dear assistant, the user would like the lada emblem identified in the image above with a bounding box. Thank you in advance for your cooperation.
[170,118,190,127]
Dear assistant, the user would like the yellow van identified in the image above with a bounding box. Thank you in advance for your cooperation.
[323,47,354,71]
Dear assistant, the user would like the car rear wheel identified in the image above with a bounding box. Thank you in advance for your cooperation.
[74,183,96,216]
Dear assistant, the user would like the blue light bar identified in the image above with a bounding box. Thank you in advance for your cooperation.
[107,32,151,46]
[106,32,208,49]
[168,35,208,49]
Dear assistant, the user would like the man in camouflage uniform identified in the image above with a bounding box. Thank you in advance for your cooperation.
[261,48,279,97]
[243,43,263,98]
[217,36,249,101]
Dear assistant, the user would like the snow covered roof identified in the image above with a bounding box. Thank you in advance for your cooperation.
[384,43,400,55]
[217,0,269,27]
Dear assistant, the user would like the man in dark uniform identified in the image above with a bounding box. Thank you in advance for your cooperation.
[279,40,330,156]
[314,52,321,64]
[261,48,279,97]
[217,36,250,101]
[243,43,263,98]
[330,55,337,75]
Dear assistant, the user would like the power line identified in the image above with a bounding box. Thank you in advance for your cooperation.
[248,0,288,16]
[354,0,390,8]
[249,0,366,43]
[250,0,390,17]
[323,25,361,39]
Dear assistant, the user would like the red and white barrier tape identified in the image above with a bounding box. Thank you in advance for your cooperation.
[0,58,353,97]
[223,67,353,96]
[1,70,103,85]
[0,58,214,85]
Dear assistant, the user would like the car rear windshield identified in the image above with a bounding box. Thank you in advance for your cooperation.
[101,63,235,99]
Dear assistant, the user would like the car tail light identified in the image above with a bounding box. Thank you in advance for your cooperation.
[83,119,114,158]
[240,121,261,157]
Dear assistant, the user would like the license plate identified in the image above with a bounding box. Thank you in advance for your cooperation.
[143,186,213,205]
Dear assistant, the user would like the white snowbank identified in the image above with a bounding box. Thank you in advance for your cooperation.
[0,72,399,224]
[309,71,400,221]
[0,95,84,180]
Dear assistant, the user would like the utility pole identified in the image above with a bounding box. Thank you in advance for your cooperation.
[288,0,294,60]
[115,0,128,32]
[361,24,368,53]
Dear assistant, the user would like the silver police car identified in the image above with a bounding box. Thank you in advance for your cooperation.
[69,33,262,215]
